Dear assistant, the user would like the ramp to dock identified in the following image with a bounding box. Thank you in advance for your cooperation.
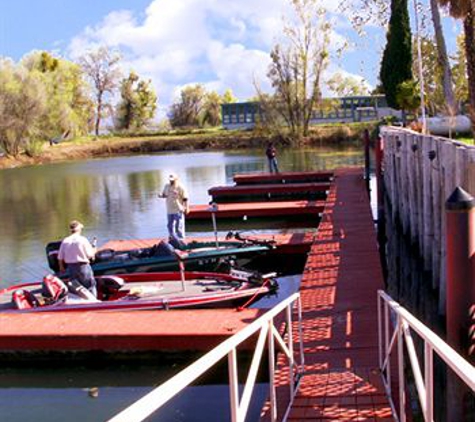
[261,168,394,421]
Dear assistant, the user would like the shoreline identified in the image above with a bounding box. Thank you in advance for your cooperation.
[0,124,374,170]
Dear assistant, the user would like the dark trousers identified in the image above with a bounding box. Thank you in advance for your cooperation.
[67,263,97,296]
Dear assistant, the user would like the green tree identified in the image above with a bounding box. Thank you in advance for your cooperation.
[428,0,458,115]
[411,36,445,116]
[264,0,331,141]
[22,51,94,140]
[437,0,475,135]
[169,84,206,128]
[396,79,421,125]
[380,0,413,109]
[78,47,121,135]
[0,60,46,157]
[452,34,468,107]
[326,73,369,97]
[222,89,237,104]
[201,91,222,127]
[115,71,157,131]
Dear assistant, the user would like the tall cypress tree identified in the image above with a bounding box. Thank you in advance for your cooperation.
[380,0,413,109]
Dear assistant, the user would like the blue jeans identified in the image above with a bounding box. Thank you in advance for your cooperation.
[167,212,185,239]
[67,263,97,296]
[268,157,279,173]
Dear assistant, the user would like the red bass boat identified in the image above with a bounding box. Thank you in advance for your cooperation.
[0,269,278,313]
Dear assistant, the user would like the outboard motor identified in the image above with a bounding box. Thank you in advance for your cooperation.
[45,241,62,272]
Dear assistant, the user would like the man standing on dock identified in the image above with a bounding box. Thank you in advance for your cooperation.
[158,173,189,240]
[265,142,279,173]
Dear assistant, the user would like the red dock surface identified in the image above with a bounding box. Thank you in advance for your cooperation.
[187,200,325,220]
[208,182,330,200]
[234,171,334,185]
[260,168,394,421]
[0,308,263,352]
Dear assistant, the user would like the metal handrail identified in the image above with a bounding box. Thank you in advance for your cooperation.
[108,292,304,422]
[378,290,475,422]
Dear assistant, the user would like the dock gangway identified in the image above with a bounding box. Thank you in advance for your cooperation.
[108,292,304,422]
[378,290,475,421]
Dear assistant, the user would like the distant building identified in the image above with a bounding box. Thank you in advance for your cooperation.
[221,95,401,130]
[221,102,260,130]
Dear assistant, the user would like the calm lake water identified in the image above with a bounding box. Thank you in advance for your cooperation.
[0,146,364,285]
[0,145,365,421]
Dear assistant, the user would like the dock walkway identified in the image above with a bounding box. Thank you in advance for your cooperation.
[261,168,394,421]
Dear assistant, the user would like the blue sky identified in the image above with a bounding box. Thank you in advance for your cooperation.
[0,0,463,111]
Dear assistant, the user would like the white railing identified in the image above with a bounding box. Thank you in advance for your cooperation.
[108,293,305,422]
[378,290,475,422]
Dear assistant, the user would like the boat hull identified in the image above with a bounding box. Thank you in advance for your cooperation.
[0,271,277,313]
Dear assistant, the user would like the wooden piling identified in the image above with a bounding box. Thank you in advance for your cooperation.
[380,127,475,315]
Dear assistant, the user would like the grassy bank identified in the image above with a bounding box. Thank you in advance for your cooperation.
[0,122,376,170]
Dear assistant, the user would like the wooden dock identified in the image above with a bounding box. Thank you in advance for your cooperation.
[233,170,334,185]
[208,182,330,202]
[0,308,264,353]
[260,168,394,421]
[187,200,325,220]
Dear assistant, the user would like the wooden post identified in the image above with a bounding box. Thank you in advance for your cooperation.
[375,135,384,215]
[364,129,370,193]
[467,149,475,196]
[407,134,417,244]
[430,137,441,290]
[421,136,433,271]
[446,187,475,422]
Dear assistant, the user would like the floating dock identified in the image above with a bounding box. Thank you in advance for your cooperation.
[233,170,334,185]
[187,200,325,220]
[208,182,330,202]
[0,308,264,354]
[260,168,393,421]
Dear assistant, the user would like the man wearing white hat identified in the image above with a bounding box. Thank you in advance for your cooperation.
[158,173,189,240]
[58,220,97,296]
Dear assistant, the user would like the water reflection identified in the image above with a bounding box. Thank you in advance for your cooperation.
[0,146,363,285]
[0,362,268,422]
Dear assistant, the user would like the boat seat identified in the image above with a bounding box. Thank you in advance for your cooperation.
[12,289,40,309]
[42,274,68,301]
[96,275,125,299]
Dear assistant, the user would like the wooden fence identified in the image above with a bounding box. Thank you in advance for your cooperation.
[380,127,475,314]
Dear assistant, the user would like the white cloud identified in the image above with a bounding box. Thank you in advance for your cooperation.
[67,0,364,112]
